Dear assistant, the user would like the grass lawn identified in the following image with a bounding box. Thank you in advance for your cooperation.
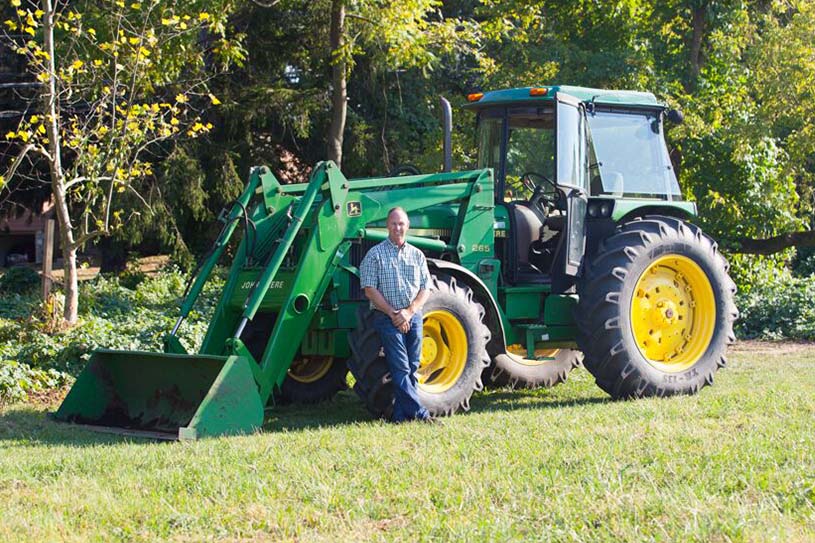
[1,341,813,542]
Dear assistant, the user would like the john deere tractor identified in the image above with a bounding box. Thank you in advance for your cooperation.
[55,85,737,439]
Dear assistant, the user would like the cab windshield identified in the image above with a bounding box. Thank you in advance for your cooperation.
[477,107,554,201]
[587,109,680,198]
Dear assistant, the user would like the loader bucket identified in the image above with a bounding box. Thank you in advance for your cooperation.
[53,350,264,440]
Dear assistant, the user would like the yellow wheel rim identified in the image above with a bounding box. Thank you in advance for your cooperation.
[287,356,333,384]
[630,254,716,372]
[507,344,560,366]
[418,310,468,393]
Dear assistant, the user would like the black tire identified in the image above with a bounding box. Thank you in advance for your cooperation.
[239,314,348,405]
[576,215,737,399]
[276,356,349,405]
[348,274,491,419]
[486,348,583,389]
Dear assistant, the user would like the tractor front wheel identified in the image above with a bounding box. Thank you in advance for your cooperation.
[576,216,737,399]
[277,355,348,404]
[348,274,491,419]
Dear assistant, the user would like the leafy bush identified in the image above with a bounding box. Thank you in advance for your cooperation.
[0,266,40,294]
[0,268,224,404]
[735,271,815,340]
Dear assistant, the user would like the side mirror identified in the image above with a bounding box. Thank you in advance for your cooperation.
[666,109,684,124]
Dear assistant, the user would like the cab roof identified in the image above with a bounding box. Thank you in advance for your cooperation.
[462,85,663,111]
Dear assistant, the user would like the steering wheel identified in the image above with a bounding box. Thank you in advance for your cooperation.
[388,164,421,177]
[521,171,557,221]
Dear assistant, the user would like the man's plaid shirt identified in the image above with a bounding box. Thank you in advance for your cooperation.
[360,239,431,311]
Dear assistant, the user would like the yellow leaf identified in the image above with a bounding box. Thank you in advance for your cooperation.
[0,175,5,187]
[179,21,187,30]
[36,71,49,82]
[208,94,221,106]
[11,0,21,7]
[30,115,38,123]
[93,59,103,67]
[198,12,210,21]
[128,37,139,45]
[88,28,96,37]
[130,2,141,9]
[37,124,46,134]
[19,130,30,142]
[34,9,43,17]
[5,131,15,139]
[170,117,179,126]
[16,9,24,16]
[205,122,212,130]
[24,26,35,36]
[3,20,17,31]
[71,59,84,70]
[175,94,187,103]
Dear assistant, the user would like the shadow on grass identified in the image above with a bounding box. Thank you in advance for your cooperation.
[0,387,611,446]
[0,406,134,447]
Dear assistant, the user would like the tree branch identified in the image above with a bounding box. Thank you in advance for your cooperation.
[72,228,107,251]
[730,230,815,255]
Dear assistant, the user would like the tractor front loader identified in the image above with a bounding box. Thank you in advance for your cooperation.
[55,85,737,440]
[55,162,496,439]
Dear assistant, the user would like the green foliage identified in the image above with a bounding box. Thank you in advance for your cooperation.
[0,266,40,294]
[736,268,815,340]
[0,268,222,403]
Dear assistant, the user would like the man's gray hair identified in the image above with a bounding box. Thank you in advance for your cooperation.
[387,206,409,221]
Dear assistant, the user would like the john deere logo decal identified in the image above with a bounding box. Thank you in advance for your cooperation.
[347,201,362,217]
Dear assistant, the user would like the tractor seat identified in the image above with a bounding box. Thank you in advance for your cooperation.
[511,204,543,266]
[544,213,565,232]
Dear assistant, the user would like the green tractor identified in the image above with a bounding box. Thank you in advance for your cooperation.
[54,85,737,439]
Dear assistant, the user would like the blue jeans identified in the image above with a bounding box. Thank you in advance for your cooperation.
[373,312,430,422]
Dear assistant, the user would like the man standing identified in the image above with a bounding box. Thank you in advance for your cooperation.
[360,207,432,423]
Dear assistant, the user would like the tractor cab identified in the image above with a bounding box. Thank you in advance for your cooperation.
[465,86,681,288]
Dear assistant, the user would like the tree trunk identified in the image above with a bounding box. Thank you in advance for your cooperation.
[687,3,707,91]
[43,0,79,324]
[326,0,346,169]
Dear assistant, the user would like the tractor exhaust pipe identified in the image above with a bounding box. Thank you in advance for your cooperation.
[440,96,452,172]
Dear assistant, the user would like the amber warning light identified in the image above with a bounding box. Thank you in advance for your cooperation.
[467,92,484,102]
[529,87,549,96]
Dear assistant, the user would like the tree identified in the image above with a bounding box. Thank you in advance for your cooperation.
[0,0,243,324]
[321,0,490,169]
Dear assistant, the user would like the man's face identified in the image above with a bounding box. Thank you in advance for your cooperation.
[387,209,409,246]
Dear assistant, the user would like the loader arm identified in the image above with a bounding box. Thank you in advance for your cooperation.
[225,162,494,405]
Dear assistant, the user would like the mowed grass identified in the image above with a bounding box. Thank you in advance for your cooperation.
[1,342,814,542]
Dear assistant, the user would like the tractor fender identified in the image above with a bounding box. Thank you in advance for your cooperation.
[427,259,507,356]
[618,204,694,223]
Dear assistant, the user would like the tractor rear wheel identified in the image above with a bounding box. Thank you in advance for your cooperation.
[277,355,348,404]
[348,274,491,419]
[576,216,737,399]
[486,347,582,389]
